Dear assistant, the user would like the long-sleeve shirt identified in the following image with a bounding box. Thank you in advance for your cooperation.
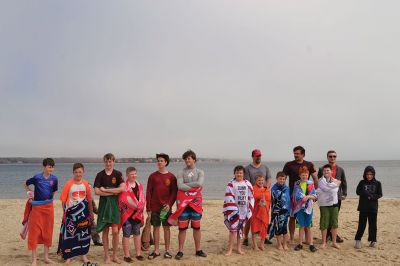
[146,171,177,212]
[356,178,382,213]
[177,166,204,191]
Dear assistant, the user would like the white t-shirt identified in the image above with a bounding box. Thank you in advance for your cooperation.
[67,183,87,208]
[233,180,249,220]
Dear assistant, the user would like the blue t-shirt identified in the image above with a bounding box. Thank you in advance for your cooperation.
[26,173,58,201]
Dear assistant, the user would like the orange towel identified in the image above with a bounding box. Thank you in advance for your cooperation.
[251,186,271,239]
[28,202,54,250]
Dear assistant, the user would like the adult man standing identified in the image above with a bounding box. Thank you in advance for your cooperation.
[171,150,207,260]
[318,150,347,243]
[282,146,318,242]
[242,149,272,246]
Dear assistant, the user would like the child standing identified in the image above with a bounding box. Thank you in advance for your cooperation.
[118,167,145,262]
[268,171,291,250]
[354,166,382,249]
[223,165,254,256]
[251,174,271,251]
[24,158,58,266]
[292,166,317,252]
[317,164,341,249]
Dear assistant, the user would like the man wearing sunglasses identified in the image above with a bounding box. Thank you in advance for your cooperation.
[318,150,347,243]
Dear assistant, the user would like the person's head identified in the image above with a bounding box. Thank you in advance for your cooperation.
[251,149,262,164]
[363,165,376,181]
[276,171,286,186]
[182,150,196,168]
[156,153,170,170]
[72,163,85,181]
[126,166,137,182]
[293,146,305,162]
[322,164,332,178]
[103,153,115,170]
[327,150,337,164]
[298,166,309,182]
[255,174,264,188]
[233,165,245,181]
[42,158,55,175]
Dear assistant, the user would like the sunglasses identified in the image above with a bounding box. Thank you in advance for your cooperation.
[328,155,337,158]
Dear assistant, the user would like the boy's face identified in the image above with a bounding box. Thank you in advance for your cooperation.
[104,159,114,170]
[277,176,286,185]
[73,168,84,180]
[126,170,137,181]
[323,168,332,178]
[300,172,309,182]
[234,170,244,180]
[255,177,264,187]
[157,158,167,169]
[328,153,337,164]
[43,165,54,175]
[184,156,195,168]
[366,172,374,181]
[252,156,261,164]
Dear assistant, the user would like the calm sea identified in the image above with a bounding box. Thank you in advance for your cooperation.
[0,160,398,199]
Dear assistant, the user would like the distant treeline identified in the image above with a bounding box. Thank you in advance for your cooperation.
[0,157,222,164]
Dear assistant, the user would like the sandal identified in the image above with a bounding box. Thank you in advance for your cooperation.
[136,255,145,261]
[294,244,303,251]
[148,252,160,260]
[164,252,172,259]
[309,245,317,252]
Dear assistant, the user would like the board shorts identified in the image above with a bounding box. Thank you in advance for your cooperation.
[178,206,202,230]
[122,218,141,237]
[150,210,171,227]
[295,209,313,228]
[319,206,339,230]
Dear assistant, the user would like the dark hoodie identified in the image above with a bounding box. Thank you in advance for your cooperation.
[356,166,383,213]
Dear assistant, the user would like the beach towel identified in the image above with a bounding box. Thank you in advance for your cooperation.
[20,191,34,240]
[223,179,254,238]
[96,195,120,233]
[268,184,291,240]
[168,187,203,226]
[27,200,54,250]
[292,180,316,216]
[57,199,91,259]
[119,181,146,227]
[251,186,271,239]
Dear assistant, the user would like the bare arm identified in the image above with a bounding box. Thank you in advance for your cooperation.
[311,172,318,189]
[88,200,94,220]
[177,171,192,191]
[94,187,115,196]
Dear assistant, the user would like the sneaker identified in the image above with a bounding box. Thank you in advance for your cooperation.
[355,240,362,249]
[164,252,172,259]
[148,252,160,260]
[264,239,273,245]
[243,238,249,246]
[309,245,317,252]
[336,235,344,243]
[93,241,103,246]
[136,255,144,261]
[123,257,133,263]
[175,251,184,260]
[294,244,303,251]
[196,250,207,257]
[369,241,377,248]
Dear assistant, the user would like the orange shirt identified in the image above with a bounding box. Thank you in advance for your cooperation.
[60,178,92,208]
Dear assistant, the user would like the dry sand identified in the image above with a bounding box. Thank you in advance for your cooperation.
[0,199,399,266]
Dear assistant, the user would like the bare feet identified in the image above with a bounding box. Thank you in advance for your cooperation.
[320,243,327,249]
[112,257,122,264]
[278,245,284,250]
[44,258,55,264]
[30,259,37,266]
[258,245,265,251]
[82,255,89,263]
[65,259,71,264]
[283,245,289,251]
[237,249,245,255]
[104,256,111,264]
[332,243,341,249]
[225,250,233,256]
[253,245,260,251]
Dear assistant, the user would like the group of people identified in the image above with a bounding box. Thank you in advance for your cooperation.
[21,146,383,266]
[222,146,383,255]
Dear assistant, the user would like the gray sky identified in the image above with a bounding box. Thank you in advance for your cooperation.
[1,1,399,160]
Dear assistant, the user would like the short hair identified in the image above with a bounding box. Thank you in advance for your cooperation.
[276,171,286,179]
[73,163,84,172]
[182,150,197,161]
[42,158,55,167]
[327,150,336,157]
[233,165,245,174]
[298,166,309,175]
[126,166,137,174]
[255,174,264,180]
[323,164,332,170]
[156,153,170,166]
[103,153,115,161]
[293,146,305,155]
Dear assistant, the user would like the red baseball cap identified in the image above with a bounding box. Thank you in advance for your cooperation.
[252,149,262,157]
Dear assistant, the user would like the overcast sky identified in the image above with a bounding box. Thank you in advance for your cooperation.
[1,1,399,160]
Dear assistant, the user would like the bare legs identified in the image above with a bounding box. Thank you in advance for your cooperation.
[153,225,171,254]
[102,226,121,264]
[225,231,244,256]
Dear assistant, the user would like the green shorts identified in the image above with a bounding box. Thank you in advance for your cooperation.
[319,206,339,230]
[150,211,171,227]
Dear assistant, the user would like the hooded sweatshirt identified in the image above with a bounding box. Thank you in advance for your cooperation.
[356,166,383,213]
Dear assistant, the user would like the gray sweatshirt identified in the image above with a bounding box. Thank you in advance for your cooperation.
[177,166,205,191]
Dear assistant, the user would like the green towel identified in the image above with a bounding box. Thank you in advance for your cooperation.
[96,195,120,233]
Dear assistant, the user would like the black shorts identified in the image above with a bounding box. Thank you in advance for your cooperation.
[150,211,171,227]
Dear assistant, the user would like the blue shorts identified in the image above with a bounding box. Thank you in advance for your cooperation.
[295,209,313,228]
[178,206,202,230]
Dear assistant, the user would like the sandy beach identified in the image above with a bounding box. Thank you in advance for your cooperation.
[1,199,399,266]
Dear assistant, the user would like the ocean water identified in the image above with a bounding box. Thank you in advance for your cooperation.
[0,160,398,199]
